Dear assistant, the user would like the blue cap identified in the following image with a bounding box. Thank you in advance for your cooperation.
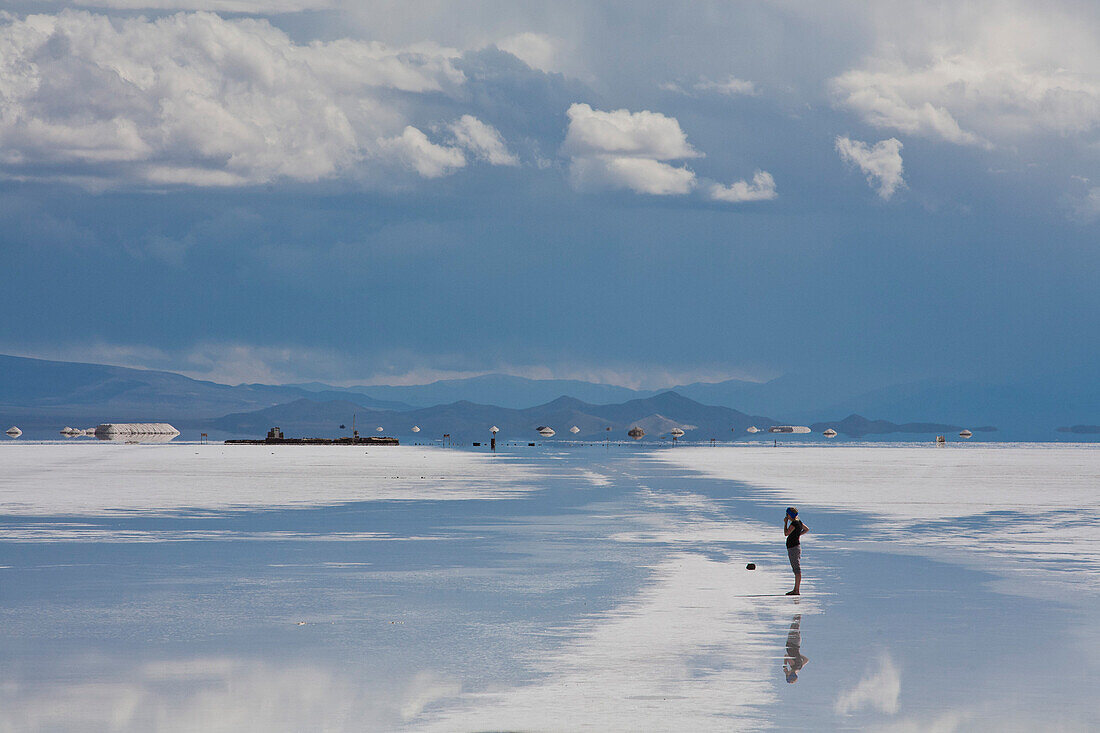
[786,507,797,519]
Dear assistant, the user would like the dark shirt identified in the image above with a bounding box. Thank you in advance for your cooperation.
[786,519,805,548]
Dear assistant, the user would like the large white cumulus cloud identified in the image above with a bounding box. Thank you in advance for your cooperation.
[561,103,774,201]
[569,155,697,195]
[561,103,699,195]
[562,103,699,161]
[0,11,516,187]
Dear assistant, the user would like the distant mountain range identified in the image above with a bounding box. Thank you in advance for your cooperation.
[292,370,1100,438]
[2,352,1097,441]
[289,374,644,409]
[199,392,776,442]
[198,393,991,442]
[289,371,877,416]
[0,354,410,428]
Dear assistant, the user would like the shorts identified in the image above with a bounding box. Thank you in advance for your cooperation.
[787,545,801,574]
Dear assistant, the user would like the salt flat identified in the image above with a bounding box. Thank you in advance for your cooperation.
[653,444,1100,521]
[1,443,1097,731]
[655,444,1100,597]
[0,443,542,517]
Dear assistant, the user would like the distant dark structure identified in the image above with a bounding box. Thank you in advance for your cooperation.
[225,426,398,446]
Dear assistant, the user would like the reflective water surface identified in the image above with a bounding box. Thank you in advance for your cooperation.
[1,443,1097,731]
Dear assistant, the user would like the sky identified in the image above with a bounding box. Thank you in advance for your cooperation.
[1,0,1099,388]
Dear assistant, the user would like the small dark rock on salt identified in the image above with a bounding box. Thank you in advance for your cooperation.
[746,563,756,570]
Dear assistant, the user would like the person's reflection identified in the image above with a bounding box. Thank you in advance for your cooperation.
[783,614,809,683]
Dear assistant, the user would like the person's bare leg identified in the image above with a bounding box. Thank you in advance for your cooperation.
[786,547,802,595]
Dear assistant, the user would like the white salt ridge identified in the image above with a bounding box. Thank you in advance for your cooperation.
[655,445,1100,596]
[0,444,543,517]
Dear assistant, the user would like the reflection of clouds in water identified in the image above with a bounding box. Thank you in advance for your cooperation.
[878,510,1100,596]
[0,526,461,543]
[871,710,972,733]
[579,469,612,487]
[609,487,775,545]
[0,445,541,516]
[400,672,463,721]
[656,447,1100,597]
[835,653,901,715]
[419,553,817,732]
[0,658,459,732]
[871,709,1100,733]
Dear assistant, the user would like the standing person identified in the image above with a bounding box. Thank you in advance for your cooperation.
[784,507,808,595]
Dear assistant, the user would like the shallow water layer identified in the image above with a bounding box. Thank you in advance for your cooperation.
[0,443,1097,731]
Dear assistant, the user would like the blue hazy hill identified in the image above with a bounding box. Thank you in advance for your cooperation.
[3,353,1097,440]
[289,373,645,409]
[0,354,411,426]
[201,391,778,442]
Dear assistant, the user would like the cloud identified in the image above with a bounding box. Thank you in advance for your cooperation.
[835,137,905,199]
[562,103,699,161]
[569,155,696,195]
[664,76,757,96]
[707,170,777,202]
[27,0,336,10]
[1068,183,1100,222]
[561,102,774,200]
[3,338,771,391]
[0,11,520,188]
[448,115,519,166]
[495,32,561,74]
[830,64,984,146]
[379,126,466,178]
[834,653,901,716]
[560,103,699,195]
[830,10,1100,148]
[4,340,349,386]
[696,76,756,95]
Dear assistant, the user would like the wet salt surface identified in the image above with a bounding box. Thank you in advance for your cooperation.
[656,444,1100,598]
[0,444,543,516]
[0,443,1098,731]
